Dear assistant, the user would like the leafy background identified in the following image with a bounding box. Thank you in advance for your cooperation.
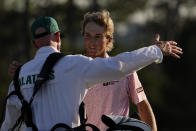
[0,0,195,130]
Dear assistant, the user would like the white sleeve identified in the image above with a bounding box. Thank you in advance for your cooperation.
[0,82,22,131]
[84,45,163,87]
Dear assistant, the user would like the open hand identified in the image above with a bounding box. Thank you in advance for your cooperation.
[154,34,183,59]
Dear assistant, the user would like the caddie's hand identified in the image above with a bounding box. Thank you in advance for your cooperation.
[8,60,22,77]
[154,34,183,59]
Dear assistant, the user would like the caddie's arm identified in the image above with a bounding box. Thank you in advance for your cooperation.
[0,83,22,131]
[83,35,182,87]
[84,45,162,87]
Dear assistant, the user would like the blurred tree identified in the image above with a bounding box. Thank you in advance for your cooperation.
[134,0,196,130]
[23,0,31,60]
[90,0,100,11]
[0,0,196,130]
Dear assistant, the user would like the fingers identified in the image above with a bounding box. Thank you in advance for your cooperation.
[170,52,181,59]
[169,41,177,45]
[171,49,183,59]
[8,60,22,77]
[171,46,183,58]
[10,61,21,71]
[153,35,183,59]
[8,64,16,77]
[172,45,182,51]
[170,42,183,53]
[155,33,160,42]
[172,46,183,53]
[12,60,22,66]
[172,49,183,55]
[169,44,183,59]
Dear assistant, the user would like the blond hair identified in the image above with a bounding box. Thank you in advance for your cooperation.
[81,10,114,52]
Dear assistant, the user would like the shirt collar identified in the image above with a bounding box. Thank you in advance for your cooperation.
[105,53,109,58]
[34,46,59,59]
[84,53,110,58]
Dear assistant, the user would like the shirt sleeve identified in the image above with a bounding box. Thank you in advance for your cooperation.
[127,72,147,104]
[84,45,163,87]
[0,82,22,131]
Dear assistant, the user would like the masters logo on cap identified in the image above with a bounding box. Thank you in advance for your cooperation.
[31,16,60,39]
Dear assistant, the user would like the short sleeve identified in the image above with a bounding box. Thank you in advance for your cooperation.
[127,72,147,104]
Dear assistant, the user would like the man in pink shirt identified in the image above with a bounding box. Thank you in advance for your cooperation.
[81,10,157,131]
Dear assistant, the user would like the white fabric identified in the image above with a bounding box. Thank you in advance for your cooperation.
[1,45,162,131]
[103,115,152,131]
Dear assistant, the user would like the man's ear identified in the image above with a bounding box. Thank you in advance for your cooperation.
[32,40,38,49]
[55,32,61,43]
[56,32,61,51]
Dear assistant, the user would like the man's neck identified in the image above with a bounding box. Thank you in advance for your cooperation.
[102,53,109,58]
[86,53,109,58]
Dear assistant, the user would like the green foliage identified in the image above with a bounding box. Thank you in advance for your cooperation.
[0,0,196,130]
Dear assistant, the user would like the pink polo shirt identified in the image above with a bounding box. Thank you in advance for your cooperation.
[83,72,146,130]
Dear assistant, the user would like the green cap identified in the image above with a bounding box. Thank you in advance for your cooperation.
[31,16,60,39]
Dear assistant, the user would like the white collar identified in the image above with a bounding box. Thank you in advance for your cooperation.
[105,53,109,58]
[34,46,59,59]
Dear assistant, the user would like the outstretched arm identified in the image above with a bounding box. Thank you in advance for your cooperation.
[154,33,182,59]
[85,34,182,87]
[137,99,157,131]
[84,45,163,87]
